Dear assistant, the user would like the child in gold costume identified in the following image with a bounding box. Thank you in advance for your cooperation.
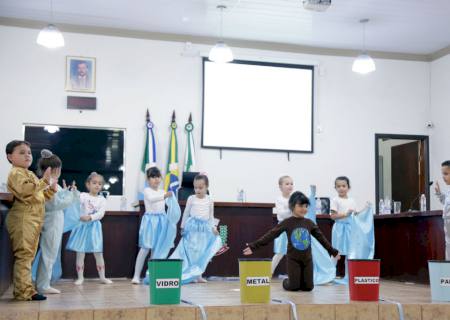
[5,140,57,301]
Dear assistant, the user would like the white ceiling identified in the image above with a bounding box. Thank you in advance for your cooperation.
[1,0,450,55]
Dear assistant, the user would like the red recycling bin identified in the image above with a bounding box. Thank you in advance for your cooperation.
[348,259,380,301]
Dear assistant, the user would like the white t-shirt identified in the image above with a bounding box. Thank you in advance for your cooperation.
[275,195,291,222]
[143,187,165,213]
[80,192,106,222]
[331,196,357,216]
[181,195,214,228]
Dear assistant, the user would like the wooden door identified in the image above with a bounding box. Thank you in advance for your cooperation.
[391,141,420,211]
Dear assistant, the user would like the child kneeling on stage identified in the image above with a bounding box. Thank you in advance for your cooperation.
[243,191,340,291]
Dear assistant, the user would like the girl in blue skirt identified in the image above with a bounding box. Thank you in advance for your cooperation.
[330,176,357,260]
[66,172,112,285]
[331,176,373,282]
[131,167,173,284]
[170,174,222,284]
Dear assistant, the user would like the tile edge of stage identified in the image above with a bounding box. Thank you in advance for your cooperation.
[1,280,448,320]
[2,302,450,320]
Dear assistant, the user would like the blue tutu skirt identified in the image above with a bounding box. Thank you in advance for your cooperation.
[139,212,177,259]
[334,206,375,285]
[66,220,103,253]
[273,231,288,254]
[170,216,222,284]
[332,218,351,256]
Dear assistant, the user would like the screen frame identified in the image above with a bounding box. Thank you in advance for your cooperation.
[201,57,315,153]
[22,123,127,196]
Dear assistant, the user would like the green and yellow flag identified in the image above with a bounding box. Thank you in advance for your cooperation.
[164,111,180,193]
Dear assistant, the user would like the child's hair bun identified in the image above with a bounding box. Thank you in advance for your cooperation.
[41,149,53,159]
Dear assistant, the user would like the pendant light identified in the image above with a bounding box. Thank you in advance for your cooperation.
[36,0,65,48]
[352,19,376,74]
[208,5,233,63]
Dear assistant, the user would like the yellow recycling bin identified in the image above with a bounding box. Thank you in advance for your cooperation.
[239,258,271,303]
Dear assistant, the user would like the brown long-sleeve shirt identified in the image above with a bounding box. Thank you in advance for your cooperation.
[249,216,338,260]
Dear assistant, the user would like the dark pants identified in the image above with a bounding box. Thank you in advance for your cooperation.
[282,255,314,291]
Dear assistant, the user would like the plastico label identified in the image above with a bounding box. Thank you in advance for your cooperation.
[354,277,379,284]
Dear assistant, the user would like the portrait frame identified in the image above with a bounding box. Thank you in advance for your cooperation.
[65,56,96,93]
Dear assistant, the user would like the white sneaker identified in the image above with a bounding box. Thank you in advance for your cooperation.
[74,278,84,285]
[197,277,207,283]
[131,277,140,284]
[41,287,61,294]
[100,278,113,284]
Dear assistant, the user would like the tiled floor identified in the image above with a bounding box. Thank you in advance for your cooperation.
[0,279,448,320]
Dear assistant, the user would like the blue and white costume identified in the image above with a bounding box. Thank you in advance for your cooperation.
[138,187,179,257]
[132,189,180,284]
[33,186,79,292]
[332,198,375,285]
[66,192,106,253]
[273,195,291,255]
[331,197,356,256]
[170,194,222,284]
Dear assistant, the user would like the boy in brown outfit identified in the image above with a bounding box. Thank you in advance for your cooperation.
[243,191,340,291]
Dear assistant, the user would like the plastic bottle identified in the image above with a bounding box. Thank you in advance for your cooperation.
[316,198,322,215]
[420,194,427,212]
[384,197,391,214]
[120,196,127,211]
[237,189,244,202]
[379,199,384,215]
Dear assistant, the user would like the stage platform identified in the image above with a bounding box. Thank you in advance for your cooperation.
[0,279,449,320]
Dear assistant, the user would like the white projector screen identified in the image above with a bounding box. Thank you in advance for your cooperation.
[202,59,314,153]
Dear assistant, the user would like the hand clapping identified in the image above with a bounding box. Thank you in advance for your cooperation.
[43,167,52,183]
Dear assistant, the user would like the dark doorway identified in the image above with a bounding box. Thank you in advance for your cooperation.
[375,134,429,214]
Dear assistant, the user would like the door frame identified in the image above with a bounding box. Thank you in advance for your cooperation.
[374,133,430,214]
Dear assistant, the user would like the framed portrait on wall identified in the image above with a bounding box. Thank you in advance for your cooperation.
[65,56,96,92]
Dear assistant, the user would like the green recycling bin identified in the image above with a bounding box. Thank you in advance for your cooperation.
[148,259,183,305]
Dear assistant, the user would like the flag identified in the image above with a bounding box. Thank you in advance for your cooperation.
[184,113,196,172]
[164,111,180,194]
[138,109,157,200]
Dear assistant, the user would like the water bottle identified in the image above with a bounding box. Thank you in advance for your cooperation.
[378,199,384,215]
[237,189,244,202]
[420,194,427,212]
[315,198,322,215]
[384,197,391,214]
[241,189,246,202]
[120,196,127,211]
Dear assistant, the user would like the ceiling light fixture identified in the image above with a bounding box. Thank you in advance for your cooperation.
[36,0,65,48]
[302,0,332,12]
[352,18,376,74]
[208,5,233,63]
